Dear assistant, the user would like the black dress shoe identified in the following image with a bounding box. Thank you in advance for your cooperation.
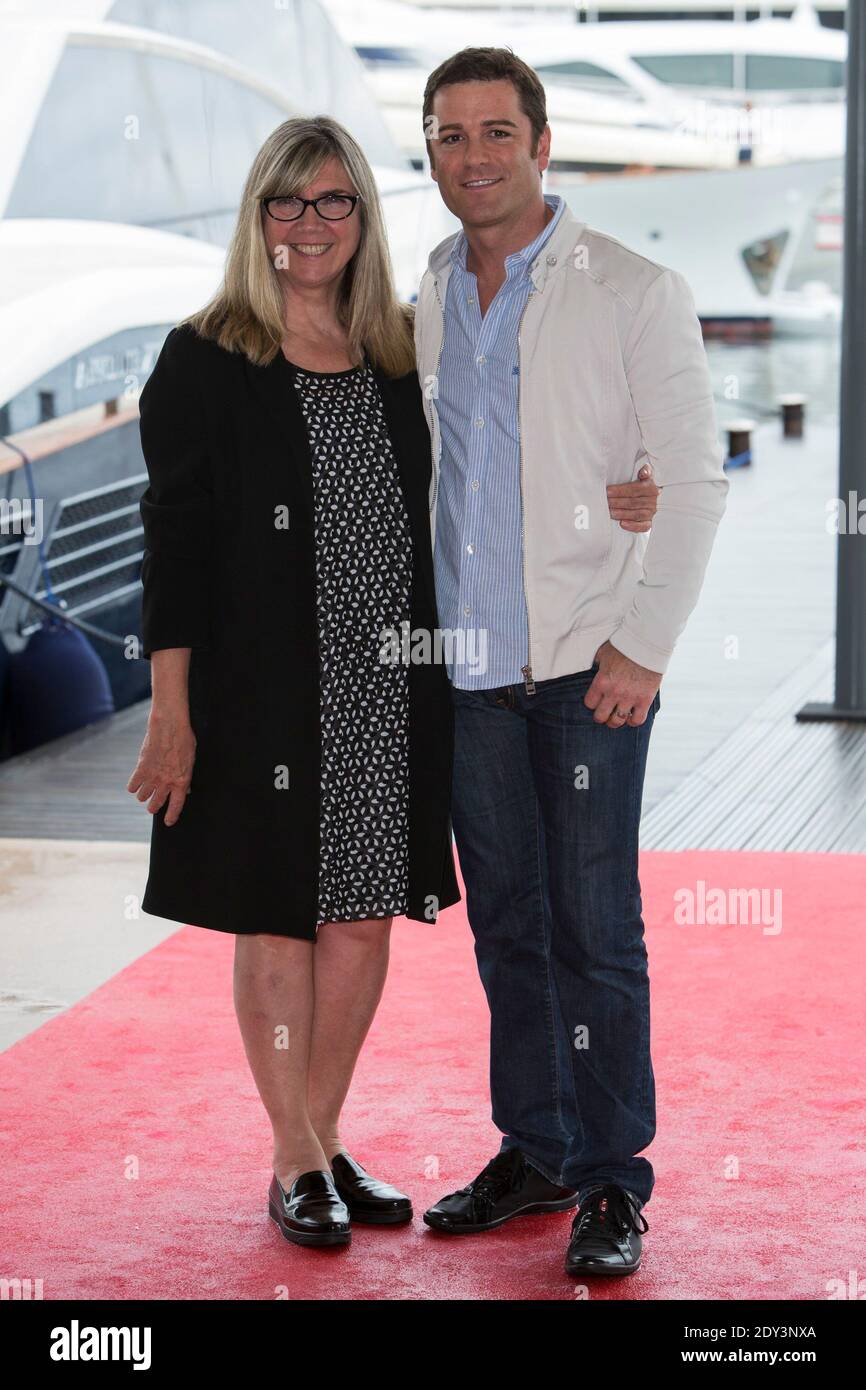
[565,1184,648,1276]
[423,1147,579,1234]
[330,1150,413,1225]
[268,1169,351,1247]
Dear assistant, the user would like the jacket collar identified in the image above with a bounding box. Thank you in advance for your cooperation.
[426,198,587,297]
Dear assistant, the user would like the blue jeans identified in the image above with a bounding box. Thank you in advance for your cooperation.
[449,663,660,1209]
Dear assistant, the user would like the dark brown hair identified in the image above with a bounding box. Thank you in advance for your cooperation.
[422,48,548,168]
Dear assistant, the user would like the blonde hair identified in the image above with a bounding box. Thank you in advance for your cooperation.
[183,116,416,378]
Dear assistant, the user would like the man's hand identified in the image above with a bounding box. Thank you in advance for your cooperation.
[607,463,659,532]
[585,640,662,729]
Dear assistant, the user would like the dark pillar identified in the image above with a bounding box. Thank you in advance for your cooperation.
[798,0,866,723]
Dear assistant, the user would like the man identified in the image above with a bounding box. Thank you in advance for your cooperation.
[413,49,729,1276]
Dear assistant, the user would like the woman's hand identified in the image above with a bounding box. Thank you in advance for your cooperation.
[127,712,197,826]
[606,462,660,532]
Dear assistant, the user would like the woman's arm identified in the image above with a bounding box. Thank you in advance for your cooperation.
[149,647,192,717]
[128,651,196,826]
[138,325,214,658]
[128,327,212,824]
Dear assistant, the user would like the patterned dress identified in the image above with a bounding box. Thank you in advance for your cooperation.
[289,360,413,925]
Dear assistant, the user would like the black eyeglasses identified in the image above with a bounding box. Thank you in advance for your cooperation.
[263,194,362,222]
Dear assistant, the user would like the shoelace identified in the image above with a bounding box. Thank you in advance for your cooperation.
[570,1184,649,1244]
[466,1150,525,1217]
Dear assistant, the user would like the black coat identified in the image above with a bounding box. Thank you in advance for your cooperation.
[137,323,460,940]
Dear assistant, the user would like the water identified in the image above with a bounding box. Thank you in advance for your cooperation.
[546,167,843,427]
[706,334,841,427]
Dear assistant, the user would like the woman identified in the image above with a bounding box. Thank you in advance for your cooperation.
[127,115,657,1250]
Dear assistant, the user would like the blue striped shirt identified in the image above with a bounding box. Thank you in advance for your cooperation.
[433,193,566,690]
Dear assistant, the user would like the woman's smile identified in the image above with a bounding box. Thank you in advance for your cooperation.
[290,243,335,256]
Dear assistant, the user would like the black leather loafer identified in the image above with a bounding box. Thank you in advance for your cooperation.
[423,1147,579,1234]
[268,1169,351,1247]
[330,1150,413,1225]
[565,1184,648,1276]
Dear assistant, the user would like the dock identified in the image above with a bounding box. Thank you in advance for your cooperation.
[0,415,863,1050]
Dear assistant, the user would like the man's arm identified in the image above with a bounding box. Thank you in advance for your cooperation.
[609,267,728,668]
[586,267,729,725]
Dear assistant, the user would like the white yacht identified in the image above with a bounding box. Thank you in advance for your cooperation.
[0,0,457,756]
[327,0,846,168]
[396,0,845,27]
[518,11,846,165]
[0,0,457,292]
[549,154,842,333]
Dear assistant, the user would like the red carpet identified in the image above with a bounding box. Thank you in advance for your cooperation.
[1,850,863,1300]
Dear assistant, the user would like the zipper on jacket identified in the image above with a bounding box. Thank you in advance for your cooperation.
[429,275,446,526]
[516,289,536,694]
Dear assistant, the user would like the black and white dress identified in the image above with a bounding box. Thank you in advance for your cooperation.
[289,360,413,926]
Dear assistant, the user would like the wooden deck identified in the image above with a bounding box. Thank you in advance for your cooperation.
[642,637,866,851]
[640,417,866,850]
[0,701,152,842]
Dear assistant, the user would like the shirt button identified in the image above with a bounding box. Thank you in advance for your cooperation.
[476,354,486,365]
[470,480,480,491]
[463,605,472,617]
[467,295,476,304]
[466,543,475,554]
[547,254,557,265]
[474,418,484,427]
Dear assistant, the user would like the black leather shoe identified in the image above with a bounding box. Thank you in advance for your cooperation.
[268,1169,351,1247]
[423,1147,579,1234]
[330,1150,413,1225]
[565,1184,648,1276]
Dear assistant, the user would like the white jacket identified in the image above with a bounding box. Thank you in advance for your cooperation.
[413,202,729,682]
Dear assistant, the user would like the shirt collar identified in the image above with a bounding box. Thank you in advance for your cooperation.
[450,193,565,278]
